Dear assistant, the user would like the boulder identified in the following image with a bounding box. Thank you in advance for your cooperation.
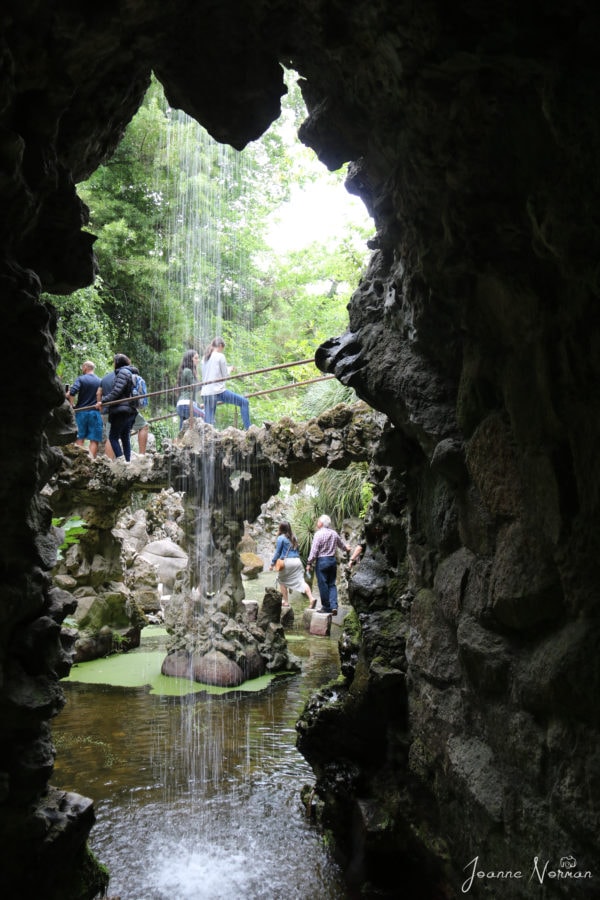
[239,551,264,578]
[258,587,283,629]
[139,538,188,589]
[161,650,191,679]
[191,649,244,687]
[309,612,332,636]
[242,599,259,622]
[239,645,266,680]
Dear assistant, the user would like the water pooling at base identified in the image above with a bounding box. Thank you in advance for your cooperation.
[53,627,347,900]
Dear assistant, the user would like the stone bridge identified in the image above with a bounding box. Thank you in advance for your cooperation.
[48,399,383,556]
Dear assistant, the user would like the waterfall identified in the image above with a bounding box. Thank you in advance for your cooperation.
[160,100,256,353]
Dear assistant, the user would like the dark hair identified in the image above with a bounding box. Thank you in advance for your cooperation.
[113,353,131,369]
[203,336,225,363]
[278,521,299,550]
[177,349,198,385]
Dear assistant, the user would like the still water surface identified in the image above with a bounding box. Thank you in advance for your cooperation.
[52,626,347,900]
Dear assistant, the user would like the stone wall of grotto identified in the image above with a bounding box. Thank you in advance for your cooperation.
[1,3,599,896]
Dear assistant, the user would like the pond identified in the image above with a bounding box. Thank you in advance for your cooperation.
[52,617,348,900]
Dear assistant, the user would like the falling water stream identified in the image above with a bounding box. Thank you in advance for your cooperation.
[53,607,348,899]
[160,96,259,349]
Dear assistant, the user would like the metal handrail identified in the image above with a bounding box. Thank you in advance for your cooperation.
[70,356,321,412]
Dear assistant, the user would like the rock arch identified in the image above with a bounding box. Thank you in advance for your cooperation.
[47,401,382,617]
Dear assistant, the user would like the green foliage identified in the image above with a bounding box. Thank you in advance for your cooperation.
[50,843,109,900]
[110,631,127,651]
[150,417,178,451]
[53,516,88,560]
[291,462,371,557]
[301,377,357,419]
[290,380,373,546]
[290,493,321,559]
[52,283,116,381]
[315,464,372,522]
[49,70,372,424]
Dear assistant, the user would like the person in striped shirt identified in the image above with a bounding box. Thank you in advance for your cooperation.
[306,514,351,614]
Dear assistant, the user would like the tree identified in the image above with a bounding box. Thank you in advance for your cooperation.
[50,71,373,424]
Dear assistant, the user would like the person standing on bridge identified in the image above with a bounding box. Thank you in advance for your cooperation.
[68,360,103,458]
[96,353,136,462]
[201,336,251,430]
[176,349,204,430]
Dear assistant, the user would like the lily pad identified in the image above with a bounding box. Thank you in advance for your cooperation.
[63,651,282,696]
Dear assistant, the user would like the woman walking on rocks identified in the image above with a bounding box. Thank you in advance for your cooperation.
[269,522,316,609]
[176,348,204,429]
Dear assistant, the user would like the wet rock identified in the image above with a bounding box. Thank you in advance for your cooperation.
[489,521,564,630]
[262,622,300,672]
[242,599,258,622]
[310,612,332,636]
[191,649,244,687]
[127,556,161,613]
[139,538,188,590]
[465,414,524,518]
[516,618,600,725]
[406,589,461,685]
[161,650,191,679]
[456,615,511,696]
[280,605,294,628]
[238,645,266,680]
[446,736,503,824]
[257,587,283,629]
[239,551,264,578]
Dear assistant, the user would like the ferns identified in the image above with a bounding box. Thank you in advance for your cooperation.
[300,378,357,419]
[291,462,372,557]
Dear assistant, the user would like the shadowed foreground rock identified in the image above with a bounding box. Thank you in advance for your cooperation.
[2,4,600,898]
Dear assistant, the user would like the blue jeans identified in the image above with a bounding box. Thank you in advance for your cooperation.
[109,411,134,461]
[315,556,338,612]
[203,390,250,429]
[178,402,204,430]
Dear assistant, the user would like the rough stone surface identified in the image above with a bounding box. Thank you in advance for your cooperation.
[239,551,264,578]
[309,613,332,637]
[138,538,188,589]
[191,649,244,688]
[2,4,600,899]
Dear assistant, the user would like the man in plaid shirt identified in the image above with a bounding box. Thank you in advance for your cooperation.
[306,514,351,613]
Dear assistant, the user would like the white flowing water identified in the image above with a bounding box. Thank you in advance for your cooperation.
[160,99,257,350]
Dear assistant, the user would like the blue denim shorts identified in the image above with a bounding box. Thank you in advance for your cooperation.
[75,409,103,442]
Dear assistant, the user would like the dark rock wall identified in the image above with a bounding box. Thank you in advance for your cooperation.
[301,4,600,897]
[1,2,599,896]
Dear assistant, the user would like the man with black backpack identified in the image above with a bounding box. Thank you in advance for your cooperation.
[97,356,150,458]
[130,365,149,454]
[95,353,137,462]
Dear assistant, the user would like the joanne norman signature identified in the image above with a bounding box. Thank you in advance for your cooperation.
[462,855,592,893]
